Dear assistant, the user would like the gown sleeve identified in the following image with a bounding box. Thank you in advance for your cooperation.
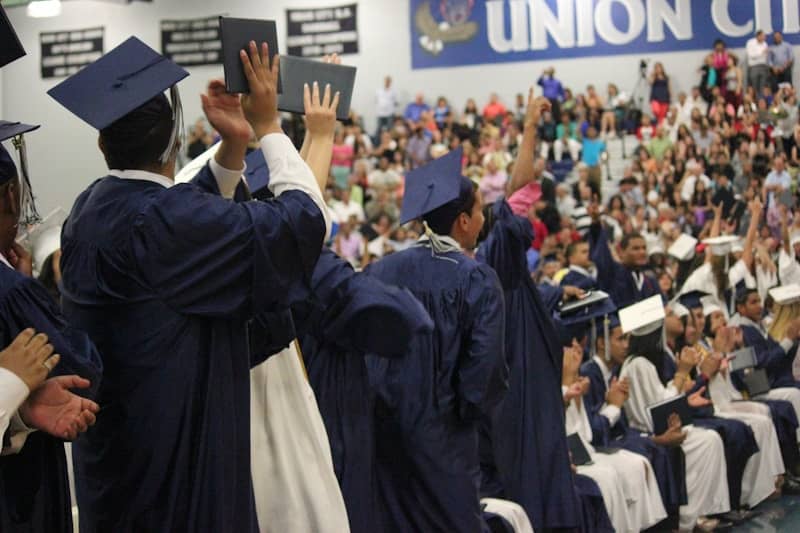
[0,275,103,398]
[476,200,534,291]
[588,222,624,297]
[457,265,508,422]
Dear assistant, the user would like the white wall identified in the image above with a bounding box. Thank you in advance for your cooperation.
[2,0,798,215]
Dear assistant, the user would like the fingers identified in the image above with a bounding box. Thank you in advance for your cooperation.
[322,83,332,108]
[270,53,280,81]
[303,83,312,111]
[42,353,60,373]
[34,340,54,365]
[527,86,534,104]
[10,328,35,350]
[330,91,341,114]
[260,42,269,70]
[695,385,706,395]
[53,374,90,390]
[239,49,257,90]
[27,332,49,353]
[312,81,320,106]
[207,79,226,96]
[248,40,262,68]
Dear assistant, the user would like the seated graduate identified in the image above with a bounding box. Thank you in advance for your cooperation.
[562,339,668,532]
[618,297,731,531]
[0,122,101,532]
[732,285,800,389]
[681,300,785,510]
[560,239,598,291]
[48,38,331,532]
[762,286,800,435]
[474,92,582,531]
[579,312,687,529]
[364,147,509,532]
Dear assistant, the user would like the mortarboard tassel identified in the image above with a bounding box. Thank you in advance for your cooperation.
[603,314,611,363]
[420,220,459,264]
[160,84,185,164]
[11,134,41,226]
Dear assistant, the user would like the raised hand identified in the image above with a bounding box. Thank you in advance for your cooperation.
[0,329,60,392]
[19,375,99,440]
[606,377,627,407]
[688,386,712,408]
[699,353,721,378]
[304,81,340,140]
[7,241,33,277]
[523,88,551,129]
[200,79,251,144]
[677,346,699,374]
[240,41,281,139]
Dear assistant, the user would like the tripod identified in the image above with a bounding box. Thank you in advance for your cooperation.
[622,65,650,159]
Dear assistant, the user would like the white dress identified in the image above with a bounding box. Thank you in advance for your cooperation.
[250,342,350,533]
[565,395,667,532]
[708,369,784,507]
[620,356,731,531]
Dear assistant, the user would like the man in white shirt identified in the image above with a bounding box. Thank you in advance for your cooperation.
[681,159,712,202]
[764,155,792,210]
[330,187,366,223]
[678,87,708,125]
[375,76,397,139]
[746,30,771,95]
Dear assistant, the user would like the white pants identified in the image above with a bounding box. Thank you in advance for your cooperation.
[762,387,800,441]
[481,498,535,533]
[577,461,632,533]
[680,426,731,530]
[540,138,582,161]
[250,342,350,533]
[715,404,784,507]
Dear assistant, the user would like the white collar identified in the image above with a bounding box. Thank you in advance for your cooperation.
[109,169,174,189]
[0,251,11,269]
[733,314,765,336]
[592,355,613,385]
[569,264,596,279]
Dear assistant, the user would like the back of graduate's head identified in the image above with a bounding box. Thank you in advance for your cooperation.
[98,94,176,174]
[476,201,497,244]
[423,177,484,249]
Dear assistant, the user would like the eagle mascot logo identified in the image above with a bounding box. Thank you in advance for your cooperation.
[415,0,479,55]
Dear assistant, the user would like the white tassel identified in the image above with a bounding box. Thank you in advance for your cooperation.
[12,135,40,225]
[160,85,184,164]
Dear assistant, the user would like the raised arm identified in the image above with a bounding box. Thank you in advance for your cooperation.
[742,197,762,272]
[303,82,340,193]
[509,89,550,194]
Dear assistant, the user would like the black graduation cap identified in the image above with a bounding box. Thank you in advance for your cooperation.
[219,17,280,94]
[47,36,189,131]
[677,290,708,311]
[733,279,753,305]
[244,148,272,199]
[400,147,465,225]
[0,5,25,69]
[559,292,616,362]
[277,56,357,121]
[0,120,41,224]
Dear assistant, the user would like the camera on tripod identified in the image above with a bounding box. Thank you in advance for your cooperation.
[639,58,649,76]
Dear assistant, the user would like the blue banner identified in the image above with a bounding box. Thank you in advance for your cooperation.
[410,0,800,69]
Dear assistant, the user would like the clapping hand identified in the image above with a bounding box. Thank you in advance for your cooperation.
[7,242,32,277]
[19,376,99,440]
[0,329,60,392]
[688,386,712,408]
[201,79,251,144]
[677,346,700,373]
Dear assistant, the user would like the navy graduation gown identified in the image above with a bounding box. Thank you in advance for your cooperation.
[573,473,614,533]
[740,325,798,388]
[365,245,508,533]
[579,359,687,512]
[61,164,326,533]
[295,249,434,533]
[588,223,661,309]
[560,269,596,292]
[476,201,581,530]
[0,264,103,533]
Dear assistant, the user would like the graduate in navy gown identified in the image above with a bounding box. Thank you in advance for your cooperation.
[0,121,102,532]
[735,288,800,388]
[587,210,662,309]
[49,39,331,532]
[579,313,686,528]
[476,199,582,530]
[365,147,508,532]
[293,248,434,533]
[560,240,598,292]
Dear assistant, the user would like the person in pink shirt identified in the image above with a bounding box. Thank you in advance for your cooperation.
[483,93,508,124]
[479,157,509,204]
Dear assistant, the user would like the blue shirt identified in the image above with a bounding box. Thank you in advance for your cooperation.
[582,138,606,166]
[537,76,565,101]
[404,102,430,123]
[770,42,794,67]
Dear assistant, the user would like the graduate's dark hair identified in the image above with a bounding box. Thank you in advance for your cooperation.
[620,232,645,250]
[629,326,670,384]
[99,94,174,171]
[423,177,478,236]
[735,287,759,306]
[565,240,588,262]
